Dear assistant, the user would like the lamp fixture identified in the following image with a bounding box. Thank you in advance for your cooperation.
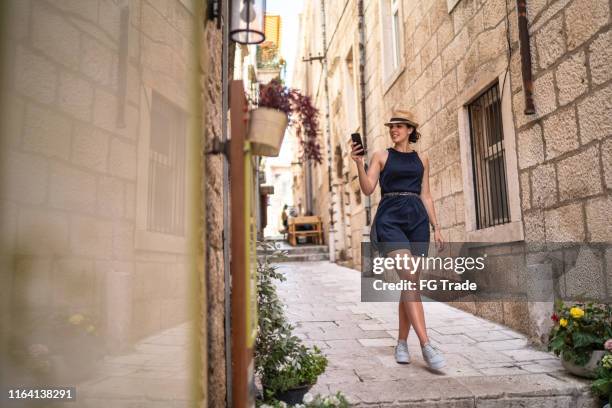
[207,0,221,27]
[230,0,266,44]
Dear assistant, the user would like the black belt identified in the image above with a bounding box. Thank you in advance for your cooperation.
[383,192,420,198]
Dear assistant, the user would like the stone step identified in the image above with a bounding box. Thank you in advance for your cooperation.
[264,252,330,263]
[260,244,328,255]
[282,245,328,255]
[263,236,284,242]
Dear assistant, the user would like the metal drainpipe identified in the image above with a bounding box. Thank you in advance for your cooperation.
[357,0,371,227]
[304,47,314,215]
[221,0,232,404]
[516,0,535,114]
[305,161,313,214]
[320,0,336,262]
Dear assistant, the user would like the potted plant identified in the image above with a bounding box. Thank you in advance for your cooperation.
[548,301,612,378]
[255,245,327,404]
[249,79,322,162]
[46,312,106,382]
[261,338,327,404]
[8,310,105,385]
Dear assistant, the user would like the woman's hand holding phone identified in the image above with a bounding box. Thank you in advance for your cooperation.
[350,133,365,165]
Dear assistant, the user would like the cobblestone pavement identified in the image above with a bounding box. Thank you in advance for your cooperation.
[276,261,598,408]
[57,322,195,408]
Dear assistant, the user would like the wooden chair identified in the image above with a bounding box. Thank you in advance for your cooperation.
[287,216,323,246]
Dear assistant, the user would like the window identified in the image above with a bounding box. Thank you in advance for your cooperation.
[136,88,190,252]
[379,0,404,90]
[457,65,524,243]
[335,144,343,179]
[467,83,510,229]
[391,0,401,69]
[148,92,186,236]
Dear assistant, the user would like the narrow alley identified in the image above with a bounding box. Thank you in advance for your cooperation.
[276,259,596,407]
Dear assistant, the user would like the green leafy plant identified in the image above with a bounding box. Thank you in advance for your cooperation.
[548,301,612,366]
[300,391,350,408]
[255,244,328,401]
[592,353,612,402]
[261,340,327,398]
[255,243,292,373]
[257,391,350,408]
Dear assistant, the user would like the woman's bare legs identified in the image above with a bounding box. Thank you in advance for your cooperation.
[398,301,411,341]
[402,292,429,346]
[389,249,430,346]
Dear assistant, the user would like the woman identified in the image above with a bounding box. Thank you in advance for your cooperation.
[350,109,446,370]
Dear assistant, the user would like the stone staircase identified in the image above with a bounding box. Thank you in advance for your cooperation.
[259,239,329,263]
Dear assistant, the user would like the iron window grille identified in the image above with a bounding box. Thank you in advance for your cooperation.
[468,82,510,230]
[147,92,187,236]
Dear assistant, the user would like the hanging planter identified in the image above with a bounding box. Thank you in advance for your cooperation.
[248,79,322,162]
[248,107,288,157]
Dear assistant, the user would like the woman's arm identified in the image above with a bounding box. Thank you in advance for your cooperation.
[419,152,445,249]
[350,143,382,196]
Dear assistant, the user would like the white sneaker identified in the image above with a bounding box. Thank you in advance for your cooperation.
[395,341,410,364]
[421,342,446,370]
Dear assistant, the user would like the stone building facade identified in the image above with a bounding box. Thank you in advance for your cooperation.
[0,0,227,404]
[293,0,611,338]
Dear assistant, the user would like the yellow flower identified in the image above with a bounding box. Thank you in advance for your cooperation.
[559,318,568,327]
[86,325,95,334]
[570,307,584,319]
[603,354,612,370]
[68,313,85,325]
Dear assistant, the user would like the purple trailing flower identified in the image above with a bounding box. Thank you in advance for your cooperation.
[257,79,323,164]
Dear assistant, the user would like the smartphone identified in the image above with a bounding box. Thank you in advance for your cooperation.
[351,133,365,155]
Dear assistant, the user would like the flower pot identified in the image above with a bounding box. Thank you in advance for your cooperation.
[248,107,288,157]
[274,384,312,405]
[561,350,605,378]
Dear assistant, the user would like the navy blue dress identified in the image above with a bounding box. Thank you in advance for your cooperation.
[370,148,430,257]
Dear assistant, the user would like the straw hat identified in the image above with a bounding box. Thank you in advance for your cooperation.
[384,108,419,128]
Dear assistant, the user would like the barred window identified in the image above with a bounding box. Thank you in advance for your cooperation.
[467,83,510,229]
[147,92,186,236]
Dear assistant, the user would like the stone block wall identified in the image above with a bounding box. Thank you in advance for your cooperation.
[516,0,611,244]
[202,6,226,405]
[0,1,224,396]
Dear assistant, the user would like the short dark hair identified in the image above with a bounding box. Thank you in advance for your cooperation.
[409,127,421,143]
